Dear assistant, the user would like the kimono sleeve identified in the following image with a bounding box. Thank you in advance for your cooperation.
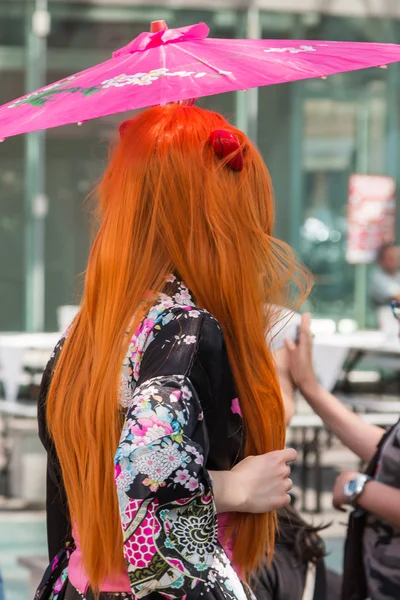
[114,375,248,600]
[38,339,71,560]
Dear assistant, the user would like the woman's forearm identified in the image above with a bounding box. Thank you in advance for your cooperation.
[358,481,400,527]
[301,382,384,463]
[209,470,245,513]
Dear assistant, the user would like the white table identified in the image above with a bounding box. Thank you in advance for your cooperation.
[0,333,59,403]
[313,331,400,392]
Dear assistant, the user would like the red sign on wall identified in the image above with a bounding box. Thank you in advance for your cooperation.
[346,174,396,264]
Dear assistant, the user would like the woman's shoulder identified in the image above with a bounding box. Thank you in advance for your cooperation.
[136,303,224,384]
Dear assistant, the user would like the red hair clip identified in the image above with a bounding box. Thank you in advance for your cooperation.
[208,129,244,172]
[119,120,130,137]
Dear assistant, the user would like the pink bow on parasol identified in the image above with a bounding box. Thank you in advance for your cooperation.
[1,20,400,139]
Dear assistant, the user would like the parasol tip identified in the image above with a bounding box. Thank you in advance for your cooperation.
[150,20,168,33]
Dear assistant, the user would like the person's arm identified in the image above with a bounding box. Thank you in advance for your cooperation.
[332,471,400,527]
[273,346,296,425]
[286,314,385,463]
[210,447,296,514]
[359,481,400,526]
[297,383,384,463]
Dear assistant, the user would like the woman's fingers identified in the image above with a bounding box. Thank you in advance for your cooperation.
[285,338,296,352]
[231,448,298,513]
[282,447,297,464]
[300,312,312,334]
[285,478,293,492]
[277,493,292,509]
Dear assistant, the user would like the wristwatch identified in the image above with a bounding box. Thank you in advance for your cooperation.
[344,474,372,506]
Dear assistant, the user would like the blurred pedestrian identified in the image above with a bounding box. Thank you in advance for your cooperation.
[37,104,311,600]
[369,243,400,307]
[286,313,400,600]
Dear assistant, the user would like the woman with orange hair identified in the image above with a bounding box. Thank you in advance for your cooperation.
[37,103,310,600]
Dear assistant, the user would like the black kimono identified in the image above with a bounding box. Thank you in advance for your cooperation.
[38,278,249,600]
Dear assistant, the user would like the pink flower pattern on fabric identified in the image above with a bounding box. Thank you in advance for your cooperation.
[130,414,173,443]
[231,398,242,417]
[118,278,196,408]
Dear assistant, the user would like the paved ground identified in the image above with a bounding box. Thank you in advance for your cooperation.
[0,507,345,600]
[0,512,47,600]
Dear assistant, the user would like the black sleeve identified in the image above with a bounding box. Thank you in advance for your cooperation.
[138,309,243,471]
[188,313,243,471]
[37,344,71,560]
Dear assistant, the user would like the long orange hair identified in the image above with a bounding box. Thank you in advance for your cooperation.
[47,104,311,589]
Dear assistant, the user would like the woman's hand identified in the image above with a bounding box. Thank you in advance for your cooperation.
[232,448,298,513]
[285,313,319,396]
[212,448,297,514]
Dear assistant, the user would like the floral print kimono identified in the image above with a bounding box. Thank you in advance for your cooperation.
[38,277,250,600]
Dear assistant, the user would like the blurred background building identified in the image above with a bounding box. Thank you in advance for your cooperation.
[1,0,400,331]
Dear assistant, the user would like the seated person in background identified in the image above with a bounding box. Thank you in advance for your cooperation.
[286,313,400,600]
[369,243,400,307]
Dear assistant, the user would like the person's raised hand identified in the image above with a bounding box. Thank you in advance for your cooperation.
[285,313,319,396]
[230,448,297,513]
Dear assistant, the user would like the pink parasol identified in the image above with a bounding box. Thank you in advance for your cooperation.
[1,21,400,140]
